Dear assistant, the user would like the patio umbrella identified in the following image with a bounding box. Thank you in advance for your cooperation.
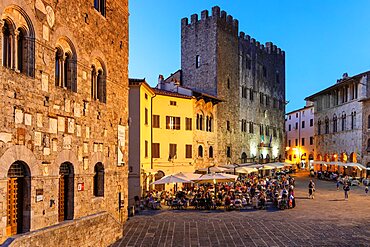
[197,166,228,173]
[150,174,192,185]
[226,167,258,174]
[191,173,238,183]
[175,172,202,180]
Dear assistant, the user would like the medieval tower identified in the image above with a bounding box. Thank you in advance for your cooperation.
[181,6,286,164]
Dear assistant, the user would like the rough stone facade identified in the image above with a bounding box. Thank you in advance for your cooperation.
[4,212,122,247]
[0,0,128,244]
[181,6,286,165]
[306,72,370,176]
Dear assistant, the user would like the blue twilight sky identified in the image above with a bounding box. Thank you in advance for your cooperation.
[129,1,370,113]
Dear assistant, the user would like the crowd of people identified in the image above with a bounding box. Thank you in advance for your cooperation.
[140,173,296,211]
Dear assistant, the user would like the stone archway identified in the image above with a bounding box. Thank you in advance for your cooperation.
[51,150,81,176]
[58,162,74,222]
[0,145,41,178]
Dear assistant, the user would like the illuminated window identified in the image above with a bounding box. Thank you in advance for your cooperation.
[169,144,177,159]
[166,116,180,130]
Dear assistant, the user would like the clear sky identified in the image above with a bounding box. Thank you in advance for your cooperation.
[129,1,370,112]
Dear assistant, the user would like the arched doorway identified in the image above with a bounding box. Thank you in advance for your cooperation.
[59,162,74,222]
[7,161,31,236]
[154,171,165,191]
[241,152,247,163]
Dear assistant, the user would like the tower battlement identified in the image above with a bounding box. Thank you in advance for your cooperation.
[181,6,239,34]
[239,31,285,57]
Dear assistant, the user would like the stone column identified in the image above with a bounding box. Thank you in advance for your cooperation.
[12,29,19,71]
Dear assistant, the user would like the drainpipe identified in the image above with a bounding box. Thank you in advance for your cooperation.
[150,93,157,170]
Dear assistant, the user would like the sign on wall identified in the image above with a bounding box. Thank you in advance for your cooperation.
[36,189,43,202]
[117,125,125,166]
[77,183,84,192]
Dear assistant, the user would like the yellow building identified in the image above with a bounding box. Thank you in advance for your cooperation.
[128,78,221,207]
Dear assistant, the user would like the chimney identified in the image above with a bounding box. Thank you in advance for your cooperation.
[158,74,164,89]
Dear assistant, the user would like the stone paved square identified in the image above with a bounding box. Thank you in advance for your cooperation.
[114,175,370,247]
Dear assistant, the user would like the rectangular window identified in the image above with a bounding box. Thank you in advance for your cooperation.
[260,125,264,135]
[302,121,305,129]
[170,101,177,106]
[185,144,192,159]
[152,143,160,158]
[152,115,160,128]
[249,122,254,133]
[166,116,180,130]
[295,122,298,129]
[169,144,177,159]
[144,108,148,125]
[196,55,200,68]
[288,140,291,147]
[250,89,254,101]
[144,140,148,158]
[227,146,231,158]
[295,139,298,146]
[301,138,305,146]
[185,117,192,130]
[310,119,313,127]
[265,126,269,136]
[145,93,148,99]
[310,137,314,145]
[266,96,270,107]
[288,124,291,131]
[260,93,264,105]
[227,121,230,131]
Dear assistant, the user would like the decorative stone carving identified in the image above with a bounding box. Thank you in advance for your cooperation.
[45,6,55,28]
[41,73,49,92]
[15,109,24,124]
[58,117,65,132]
[25,113,32,126]
[49,118,57,134]
[35,132,42,146]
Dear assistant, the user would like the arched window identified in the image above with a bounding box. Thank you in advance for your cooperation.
[333,115,337,133]
[55,38,77,92]
[93,163,104,197]
[351,111,356,130]
[91,59,107,103]
[341,113,346,131]
[209,146,213,158]
[206,115,213,132]
[2,20,12,68]
[198,145,203,157]
[2,10,35,77]
[94,0,106,16]
[196,113,204,130]
[241,152,247,163]
[318,120,322,135]
[324,117,329,134]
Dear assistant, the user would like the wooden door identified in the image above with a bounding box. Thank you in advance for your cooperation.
[58,176,65,222]
[6,178,18,236]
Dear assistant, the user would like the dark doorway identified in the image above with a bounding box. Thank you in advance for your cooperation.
[59,162,74,222]
[154,171,165,191]
[7,161,31,236]
[241,152,247,163]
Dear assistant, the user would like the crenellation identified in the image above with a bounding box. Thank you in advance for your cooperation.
[191,14,198,24]
[221,11,227,20]
[201,10,209,20]
[212,6,220,18]
[181,17,189,28]
[239,32,245,39]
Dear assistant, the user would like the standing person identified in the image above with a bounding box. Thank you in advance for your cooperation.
[343,183,350,200]
[365,186,368,195]
[308,179,315,199]
[336,180,340,191]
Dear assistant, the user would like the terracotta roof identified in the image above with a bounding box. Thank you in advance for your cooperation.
[305,70,370,101]
[152,88,193,99]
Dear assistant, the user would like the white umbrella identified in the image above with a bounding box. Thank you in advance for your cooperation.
[191,173,238,183]
[174,172,201,180]
[197,166,228,173]
[150,174,192,185]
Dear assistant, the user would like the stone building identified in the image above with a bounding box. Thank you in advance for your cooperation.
[306,72,369,177]
[285,103,315,168]
[0,0,128,245]
[181,6,286,165]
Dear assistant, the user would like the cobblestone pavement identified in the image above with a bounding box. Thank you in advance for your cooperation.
[113,175,370,247]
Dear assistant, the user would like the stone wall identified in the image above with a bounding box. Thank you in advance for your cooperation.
[181,6,286,164]
[0,0,128,243]
[3,212,122,247]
